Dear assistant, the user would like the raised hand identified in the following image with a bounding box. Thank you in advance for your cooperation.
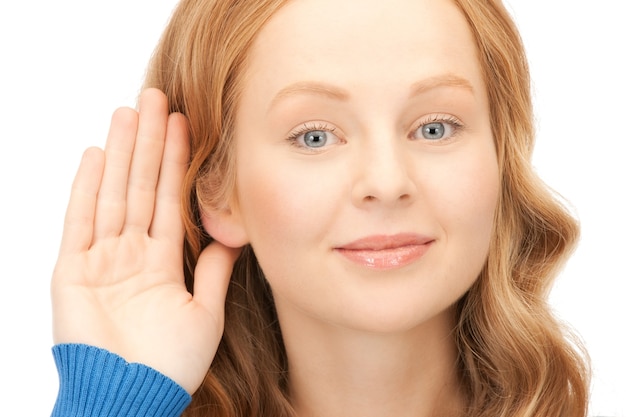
[51,88,239,394]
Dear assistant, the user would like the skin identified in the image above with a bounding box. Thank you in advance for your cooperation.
[52,89,239,393]
[222,0,500,415]
[52,0,499,414]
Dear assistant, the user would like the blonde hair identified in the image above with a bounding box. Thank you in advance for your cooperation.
[143,0,590,416]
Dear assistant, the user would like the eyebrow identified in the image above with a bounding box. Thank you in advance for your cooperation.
[270,82,350,109]
[409,74,475,97]
[269,73,475,110]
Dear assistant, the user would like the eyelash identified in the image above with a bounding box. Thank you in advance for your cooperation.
[285,114,464,147]
[286,122,338,147]
[412,114,464,142]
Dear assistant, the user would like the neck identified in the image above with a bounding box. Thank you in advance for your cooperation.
[277,304,466,417]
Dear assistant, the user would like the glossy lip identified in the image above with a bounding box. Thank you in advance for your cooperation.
[334,233,434,270]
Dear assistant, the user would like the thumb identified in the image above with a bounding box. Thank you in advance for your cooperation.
[192,241,241,316]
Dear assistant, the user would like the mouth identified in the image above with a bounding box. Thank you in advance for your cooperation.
[334,233,434,270]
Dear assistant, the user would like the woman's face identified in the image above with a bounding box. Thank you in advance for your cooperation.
[231,0,499,332]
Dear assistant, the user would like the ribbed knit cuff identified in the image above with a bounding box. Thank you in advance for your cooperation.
[51,344,191,417]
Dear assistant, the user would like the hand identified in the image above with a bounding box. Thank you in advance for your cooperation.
[51,88,239,394]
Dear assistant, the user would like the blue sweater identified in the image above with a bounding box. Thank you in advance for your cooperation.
[52,344,191,417]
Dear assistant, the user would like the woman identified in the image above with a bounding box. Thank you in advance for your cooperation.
[51,0,590,415]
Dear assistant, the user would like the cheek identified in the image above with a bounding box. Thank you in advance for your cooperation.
[424,144,500,252]
[235,160,347,296]
[235,155,342,253]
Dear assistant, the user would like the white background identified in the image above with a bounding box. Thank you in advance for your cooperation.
[0,1,623,415]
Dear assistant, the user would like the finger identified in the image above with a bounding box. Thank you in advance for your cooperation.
[93,107,138,239]
[150,112,190,241]
[59,147,105,256]
[124,88,169,231]
[192,242,242,320]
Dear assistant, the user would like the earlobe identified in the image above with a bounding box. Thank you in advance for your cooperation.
[200,206,249,248]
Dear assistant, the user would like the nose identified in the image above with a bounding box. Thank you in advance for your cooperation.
[351,138,417,208]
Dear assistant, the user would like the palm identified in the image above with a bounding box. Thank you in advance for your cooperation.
[51,89,238,393]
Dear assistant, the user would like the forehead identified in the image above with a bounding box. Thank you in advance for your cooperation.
[245,0,485,104]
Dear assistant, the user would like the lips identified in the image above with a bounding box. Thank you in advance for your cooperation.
[334,233,434,269]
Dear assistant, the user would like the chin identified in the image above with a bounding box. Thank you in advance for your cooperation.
[331,299,459,336]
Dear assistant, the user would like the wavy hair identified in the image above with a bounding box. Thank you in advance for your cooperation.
[143,0,590,416]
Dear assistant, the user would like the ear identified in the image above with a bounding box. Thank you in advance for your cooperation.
[200,204,249,248]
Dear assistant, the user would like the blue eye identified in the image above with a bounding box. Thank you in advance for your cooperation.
[287,123,340,150]
[421,122,446,140]
[413,117,463,142]
[303,130,329,148]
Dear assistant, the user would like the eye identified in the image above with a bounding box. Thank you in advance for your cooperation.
[303,130,330,147]
[412,116,463,142]
[287,123,341,150]
[421,122,447,140]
